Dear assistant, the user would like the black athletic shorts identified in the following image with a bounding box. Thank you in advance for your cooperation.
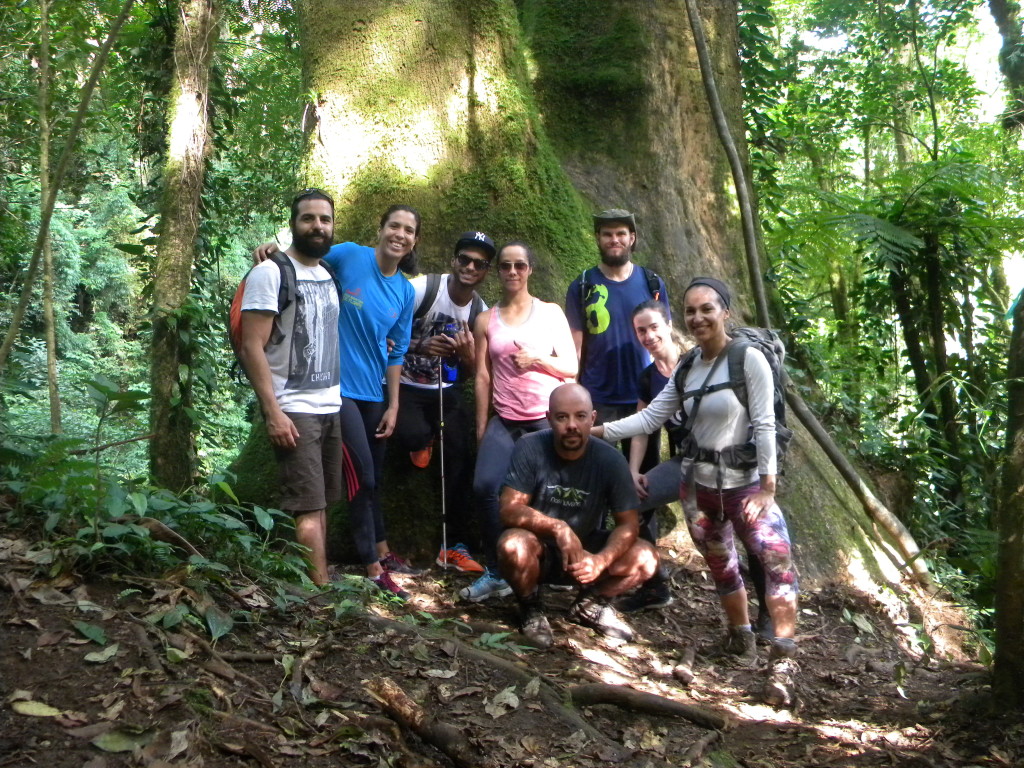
[539,529,612,586]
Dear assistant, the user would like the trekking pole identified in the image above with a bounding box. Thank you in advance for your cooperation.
[437,356,448,568]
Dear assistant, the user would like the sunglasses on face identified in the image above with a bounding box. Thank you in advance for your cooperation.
[455,253,491,270]
[498,261,529,273]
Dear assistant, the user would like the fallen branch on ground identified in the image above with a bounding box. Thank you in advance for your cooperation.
[681,729,722,767]
[567,683,731,731]
[367,676,477,768]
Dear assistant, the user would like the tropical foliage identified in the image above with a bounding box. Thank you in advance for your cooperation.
[1,0,1022,693]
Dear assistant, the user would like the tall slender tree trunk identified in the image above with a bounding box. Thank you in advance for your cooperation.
[995,285,1024,707]
[922,237,963,508]
[39,0,61,434]
[888,264,938,422]
[988,0,1024,129]
[148,0,219,491]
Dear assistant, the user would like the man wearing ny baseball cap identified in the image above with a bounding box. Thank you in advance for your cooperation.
[393,230,496,574]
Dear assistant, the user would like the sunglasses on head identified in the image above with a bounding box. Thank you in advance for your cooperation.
[293,187,334,206]
[455,252,491,270]
[498,261,529,273]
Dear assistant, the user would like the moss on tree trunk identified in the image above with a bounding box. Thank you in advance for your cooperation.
[149,0,219,492]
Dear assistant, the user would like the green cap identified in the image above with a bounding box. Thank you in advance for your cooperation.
[593,208,636,233]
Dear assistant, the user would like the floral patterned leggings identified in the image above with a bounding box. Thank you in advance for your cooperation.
[681,482,798,599]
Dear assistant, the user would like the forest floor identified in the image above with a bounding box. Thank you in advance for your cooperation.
[0,527,1021,768]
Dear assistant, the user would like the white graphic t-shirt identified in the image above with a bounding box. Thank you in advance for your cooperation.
[241,255,341,413]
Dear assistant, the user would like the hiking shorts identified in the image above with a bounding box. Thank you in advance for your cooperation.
[539,530,612,586]
[272,411,343,514]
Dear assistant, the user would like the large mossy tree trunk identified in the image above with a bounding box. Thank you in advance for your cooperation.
[231,0,923,594]
[149,0,219,492]
[295,0,594,297]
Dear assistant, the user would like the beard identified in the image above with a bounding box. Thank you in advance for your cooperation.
[557,432,584,452]
[599,249,629,268]
[292,230,332,259]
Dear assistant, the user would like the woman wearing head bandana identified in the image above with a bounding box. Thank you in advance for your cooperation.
[594,277,799,708]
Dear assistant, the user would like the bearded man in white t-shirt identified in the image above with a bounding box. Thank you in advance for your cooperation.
[393,231,495,574]
[237,190,342,586]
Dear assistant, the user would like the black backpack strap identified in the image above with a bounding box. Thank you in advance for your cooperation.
[639,265,663,302]
[678,348,730,436]
[414,273,443,320]
[316,256,342,298]
[672,348,700,400]
[578,268,593,318]
[468,293,484,330]
[268,252,298,314]
[724,340,752,411]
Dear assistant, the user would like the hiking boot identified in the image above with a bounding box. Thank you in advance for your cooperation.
[436,543,485,573]
[763,639,799,708]
[753,611,775,642]
[713,626,757,665]
[458,568,512,602]
[617,578,674,613]
[409,442,433,469]
[371,571,410,601]
[567,594,634,642]
[380,552,424,576]
[520,603,553,649]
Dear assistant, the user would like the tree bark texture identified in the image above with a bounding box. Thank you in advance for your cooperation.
[39,0,62,434]
[149,0,219,491]
[521,0,750,302]
[994,290,1024,707]
[988,0,1024,129]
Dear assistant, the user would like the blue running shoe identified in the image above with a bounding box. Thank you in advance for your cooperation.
[458,568,512,602]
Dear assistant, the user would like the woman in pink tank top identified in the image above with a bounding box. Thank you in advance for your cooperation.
[458,241,578,603]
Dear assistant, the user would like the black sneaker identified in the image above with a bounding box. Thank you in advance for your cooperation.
[763,639,799,707]
[520,604,553,649]
[568,594,634,641]
[618,579,674,613]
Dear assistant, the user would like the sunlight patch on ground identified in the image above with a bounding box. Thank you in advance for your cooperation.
[576,647,634,683]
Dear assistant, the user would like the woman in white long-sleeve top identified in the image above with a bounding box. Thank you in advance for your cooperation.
[593,277,799,708]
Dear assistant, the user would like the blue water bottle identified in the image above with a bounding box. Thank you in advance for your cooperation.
[441,323,459,383]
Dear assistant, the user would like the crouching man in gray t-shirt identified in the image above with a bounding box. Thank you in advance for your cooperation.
[496,383,658,648]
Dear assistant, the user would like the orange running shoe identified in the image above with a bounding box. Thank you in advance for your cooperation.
[436,543,485,573]
[409,441,433,468]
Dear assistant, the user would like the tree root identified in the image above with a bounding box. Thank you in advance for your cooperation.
[128,621,166,675]
[567,683,731,731]
[183,629,267,693]
[681,729,722,767]
[367,676,478,768]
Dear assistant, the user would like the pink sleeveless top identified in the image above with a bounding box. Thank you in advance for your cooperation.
[488,299,570,421]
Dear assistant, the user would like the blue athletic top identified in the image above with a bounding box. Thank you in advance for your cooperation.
[323,242,414,402]
[565,265,670,406]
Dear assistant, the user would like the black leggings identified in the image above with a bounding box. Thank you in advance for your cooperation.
[340,398,387,566]
[473,415,547,565]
